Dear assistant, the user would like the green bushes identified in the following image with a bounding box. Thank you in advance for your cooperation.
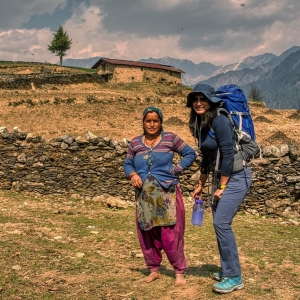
[8,97,76,107]
[8,99,36,107]
[54,97,76,105]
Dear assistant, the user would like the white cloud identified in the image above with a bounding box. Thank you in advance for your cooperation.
[62,5,184,61]
[258,19,300,56]
[0,0,300,65]
[0,28,54,62]
[141,0,195,11]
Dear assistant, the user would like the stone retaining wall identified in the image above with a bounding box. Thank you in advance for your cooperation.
[0,73,104,89]
[0,127,299,221]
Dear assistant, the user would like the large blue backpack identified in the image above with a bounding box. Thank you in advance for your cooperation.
[208,84,259,205]
[212,84,260,164]
[215,84,256,140]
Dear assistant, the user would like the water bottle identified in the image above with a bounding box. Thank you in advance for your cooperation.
[191,198,204,226]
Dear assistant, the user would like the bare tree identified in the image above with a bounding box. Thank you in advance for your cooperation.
[248,85,263,102]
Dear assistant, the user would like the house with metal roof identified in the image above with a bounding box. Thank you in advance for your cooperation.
[91,58,185,84]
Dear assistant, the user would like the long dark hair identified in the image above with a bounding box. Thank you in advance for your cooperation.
[188,101,220,139]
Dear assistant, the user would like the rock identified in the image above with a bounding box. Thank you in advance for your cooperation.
[13,126,22,133]
[288,142,299,161]
[109,139,119,148]
[263,145,281,158]
[119,138,129,148]
[17,153,26,163]
[86,131,99,142]
[0,126,9,133]
[61,142,69,149]
[277,144,289,157]
[93,194,129,209]
[190,171,200,181]
[62,134,75,145]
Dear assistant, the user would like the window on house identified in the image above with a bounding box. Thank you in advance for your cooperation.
[141,67,144,71]
[102,64,106,71]
[169,71,173,76]
[131,77,135,81]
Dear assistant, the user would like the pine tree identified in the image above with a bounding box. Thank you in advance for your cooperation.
[48,26,72,66]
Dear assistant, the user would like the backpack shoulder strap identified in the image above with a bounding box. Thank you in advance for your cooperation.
[229,110,249,131]
[210,107,235,135]
[217,107,235,128]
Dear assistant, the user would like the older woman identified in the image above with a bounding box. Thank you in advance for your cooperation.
[187,84,252,294]
[124,105,196,286]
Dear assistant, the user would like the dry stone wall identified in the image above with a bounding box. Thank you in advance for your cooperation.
[0,73,104,89]
[0,127,299,221]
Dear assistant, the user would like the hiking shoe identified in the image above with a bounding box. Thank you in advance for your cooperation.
[210,271,223,281]
[213,275,244,294]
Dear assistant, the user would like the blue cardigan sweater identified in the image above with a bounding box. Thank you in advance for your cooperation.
[124,132,196,188]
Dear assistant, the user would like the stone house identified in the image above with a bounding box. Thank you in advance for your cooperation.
[91,58,185,84]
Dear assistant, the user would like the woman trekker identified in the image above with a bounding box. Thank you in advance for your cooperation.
[124,105,196,286]
[187,84,252,294]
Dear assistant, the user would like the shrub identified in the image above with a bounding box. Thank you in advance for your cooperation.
[26,99,36,107]
[39,99,51,105]
[66,97,76,104]
[86,96,100,103]
[53,97,63,105]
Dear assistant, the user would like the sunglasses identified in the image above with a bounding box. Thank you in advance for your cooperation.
[192,96,209,103]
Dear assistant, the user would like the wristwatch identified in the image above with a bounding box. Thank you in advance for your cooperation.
[219,184,227,189]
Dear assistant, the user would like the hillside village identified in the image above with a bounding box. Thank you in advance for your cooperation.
[0,61,299,299]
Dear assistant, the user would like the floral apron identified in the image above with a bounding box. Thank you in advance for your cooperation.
[136,176,177,231]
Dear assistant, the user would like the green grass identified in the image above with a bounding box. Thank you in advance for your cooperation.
[0,61,95,73]
[66,66,96,73]
[248,99,266,107]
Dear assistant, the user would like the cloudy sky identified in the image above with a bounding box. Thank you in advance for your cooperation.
[1,0,300,66]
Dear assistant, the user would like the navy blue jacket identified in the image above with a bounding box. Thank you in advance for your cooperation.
[200,114,235,176]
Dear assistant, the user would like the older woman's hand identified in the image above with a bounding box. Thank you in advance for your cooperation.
[131,174,143,189]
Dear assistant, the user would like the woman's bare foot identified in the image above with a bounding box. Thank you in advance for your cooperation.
[174,274,186,286]
[144,271,160,283]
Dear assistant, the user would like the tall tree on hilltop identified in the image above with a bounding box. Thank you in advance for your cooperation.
[48,26,72,66]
